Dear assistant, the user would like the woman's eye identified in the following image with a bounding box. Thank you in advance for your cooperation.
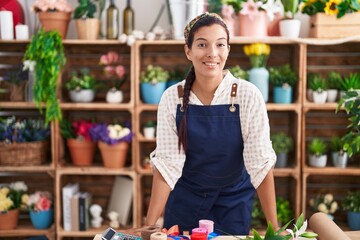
[197,43,206,48]
[218,43,226,47]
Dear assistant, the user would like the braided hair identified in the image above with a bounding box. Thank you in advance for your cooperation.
[178,14,230,152]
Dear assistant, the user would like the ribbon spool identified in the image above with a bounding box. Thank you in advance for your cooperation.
[191,228,207,240]
[199,220,214,233]
[150,232,168,240]
[142,225,162,240]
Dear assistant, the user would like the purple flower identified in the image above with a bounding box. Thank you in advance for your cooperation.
[89,123,133,145]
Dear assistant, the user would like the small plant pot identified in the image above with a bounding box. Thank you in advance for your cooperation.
[106,88,123,103]
[279,19,301,38]
[67,138,95,166]
[275,152,288,168]
[333,152,348,168]
[143,127,156,139]
[326,89,338,102]
[308,154,327,167]
[69,89,95,102]
[312,91,328,104]
[307,89,313,102]
[347,211,360,230]
[98,141,129,168]
[141,82,167,104]
[273,86,292,104]
[30,209,54,229]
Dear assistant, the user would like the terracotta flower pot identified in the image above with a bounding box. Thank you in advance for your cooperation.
[67,138,96,166]
[38,11,71,39]
[0,208,19,230]
[98,141,129,168]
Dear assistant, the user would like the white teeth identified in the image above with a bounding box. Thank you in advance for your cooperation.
[204,62,217,66]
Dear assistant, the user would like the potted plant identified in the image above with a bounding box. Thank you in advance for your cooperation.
[308,138,328,167]
[31,0,73,39]
[73,0,100,40]
[60,119,96,166]
[342,191,360,230]
[99,51,126,103]
[279,0,301,37]
[0,181,28,230]
[228,65,248,80]
[308,73,328,103]
[339,73,360,98]
[329,136,348,168]
[309,193,338,220]
[269,64,298,103]
[276,197,294,226]
[243,43,271,102]
[65,68,97,103]
[3,66,27,101]
[336,90,360,158]
[271,132,294,168]
[23,29,66,124]
[143,120,157,139]
[167,68,185,88]
[89,122,133,168]
[326,71,341,102]
[140,65,169,104]
[22,191,53,229]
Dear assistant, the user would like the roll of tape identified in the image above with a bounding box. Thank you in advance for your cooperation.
[142,225,162,240]
[199,220,214,233]
[150,232,167,240]
[191,228,207,234]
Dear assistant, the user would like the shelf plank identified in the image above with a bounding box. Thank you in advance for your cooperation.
[303,102,339,111]
[266,103,301,111]
[0,165,55,172]
[60,102,134,110]
[303,167,360,175]
[56,166,136,176]
[0,102,43,109]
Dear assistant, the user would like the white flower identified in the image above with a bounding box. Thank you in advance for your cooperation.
[127,35,136,46]
[153,26,164,35]
[132,30,145,40]
[23,60,36,71]
[324,194,333,204]
[286,220,317,240]
[146,32,156,41]
[317,203,328,213]
[9,181,28,192]
[119,33,128,43]
[108,125,131,140]
[330,201,338,213]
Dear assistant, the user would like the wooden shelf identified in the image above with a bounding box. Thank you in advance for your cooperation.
[60,102,134,111]
[303,167,360,176]
[56,166,136,176]
[0,165,55,172]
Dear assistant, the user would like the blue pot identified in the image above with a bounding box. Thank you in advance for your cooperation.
[248,67,269,102]
[30,209,54,229]
[273,86,292,103]
[141,82,167,104]
[348,211,360,230]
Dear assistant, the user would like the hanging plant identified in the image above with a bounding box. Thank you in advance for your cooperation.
[23,29,66,124]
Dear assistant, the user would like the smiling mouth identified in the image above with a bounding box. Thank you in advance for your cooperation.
[203,62,219,67]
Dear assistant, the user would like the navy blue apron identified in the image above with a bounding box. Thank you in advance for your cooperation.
[164,84,255,235]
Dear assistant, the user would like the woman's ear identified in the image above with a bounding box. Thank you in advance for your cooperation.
[184,45,192,61]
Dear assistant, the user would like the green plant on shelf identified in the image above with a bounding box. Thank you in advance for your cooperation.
[308,73,327,92]
[269,64,298,87]
[327,71,342,90]
[141,65,169,84]
[270,132,294,154]
[342,191,360,213]
[65,68,97,91]
[228,65,248,80]
[339,73,360,92]
[73,0,97,19]
[308,138,327,156]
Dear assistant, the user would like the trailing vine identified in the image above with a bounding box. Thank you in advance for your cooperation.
[23,29,66,125]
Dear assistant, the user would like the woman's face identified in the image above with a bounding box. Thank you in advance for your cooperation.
[185,24,230,80]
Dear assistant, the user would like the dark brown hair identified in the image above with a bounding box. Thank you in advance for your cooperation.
[178,15,230,152]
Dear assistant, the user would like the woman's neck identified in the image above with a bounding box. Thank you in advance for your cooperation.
[192,76,222,105]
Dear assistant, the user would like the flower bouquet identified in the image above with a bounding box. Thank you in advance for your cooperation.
[22,191,54,229]
[90,122,132,168]
[309,193,338,220]
[60,119,96,166]
[100,51,127,103]
[0,116,50,166]
[301,0,360,18]
[0,181,28,230]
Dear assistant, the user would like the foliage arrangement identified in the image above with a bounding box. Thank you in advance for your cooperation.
[336,90,360,157]
[22,191,53,212]
[309,193,338,215]
[342,191,360,213]
[269,64,298,87]
[270,132,294,154]
[228,65,248,80]
[60,119,95,140]
[73,0,97,19]
[0,116,50,143]
[141,65,169,84]
[330,136,345,152]
[244,213,317,240]
[89,122,133,145]
[301,0,360,18]
[327,71,342,90]
[0,181,28,212]
[65,68,97,91]
[99,51,126,89]
[308,138,327,156]
[23,29,66,124]
[307,73,327,92]
[281,0,300,19]
[339,73,360,91]
[243,43,271,68]
[31,0,73,12]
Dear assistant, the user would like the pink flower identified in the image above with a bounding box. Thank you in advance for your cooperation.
[115,65,126,79]
[240,0,263,20]
[35,196,51,211]
[32,0,73,13]
[99,51,127,88]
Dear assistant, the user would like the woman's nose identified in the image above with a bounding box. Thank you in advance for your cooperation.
[207,45,218,58]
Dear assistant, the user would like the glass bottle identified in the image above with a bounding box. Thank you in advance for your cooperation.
[106,0,119,39]
[123,0,134,35]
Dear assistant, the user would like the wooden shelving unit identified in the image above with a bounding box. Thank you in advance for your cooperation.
[0,38,359,239]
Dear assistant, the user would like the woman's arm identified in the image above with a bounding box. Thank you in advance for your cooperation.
[144,167,171,226]
[256,168,279,229]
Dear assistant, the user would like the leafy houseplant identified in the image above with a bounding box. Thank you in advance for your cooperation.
[228,65,248,80]
[269,64,298,103]
[326,71,342,102]
[4,66,27,101]
[308,138,328,167]
[73,0,97,19]
[140,65,169,104]
[279,0,301,37]
[301,0,360,18]
[308,73,328,103]
[276,197,295,225]
[66,68,97,102]
[271,132,294,167]
[23,29,66,124]
[330,136,348,168]
[73,0,100,40]
[339,73,360,92]
[342,191,360,230]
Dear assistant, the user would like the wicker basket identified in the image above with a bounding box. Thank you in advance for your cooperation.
[0,141,49,166]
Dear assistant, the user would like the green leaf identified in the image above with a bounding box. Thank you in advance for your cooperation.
[294,213,304,230]
[300,232,318,238]
[265,222,275,238]
[252,229,263,240]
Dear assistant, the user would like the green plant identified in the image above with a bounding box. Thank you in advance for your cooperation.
[281,0,300,19]
[330,136,345,152]
[23,29,66,125]
[308,138,327,156]
[327,71,342,90]
[141,65,169,84]
[73,0,97,19]
[342,191,360,213]
[270,132,294,154]
[301,0,360,18]
[65,68,97,91]
[228,65,248,80]
[276,197,295,225]
[308,73,327,92]
[269,64,298,87]
[144,120,157,128]
[339,73,360,91]
[336,90,360,157]
[168,68,185,81]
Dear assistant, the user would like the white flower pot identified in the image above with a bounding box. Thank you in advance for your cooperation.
[326,89,338,102]
[309,154,327,167]
[313,91,328,104]
[279,19,301,38]
[143,127,156,139]
[332,152,348,168]
[106,88,123,103]
[69,89,95,102]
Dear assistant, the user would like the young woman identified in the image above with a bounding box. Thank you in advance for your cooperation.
[144,12,278,235]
